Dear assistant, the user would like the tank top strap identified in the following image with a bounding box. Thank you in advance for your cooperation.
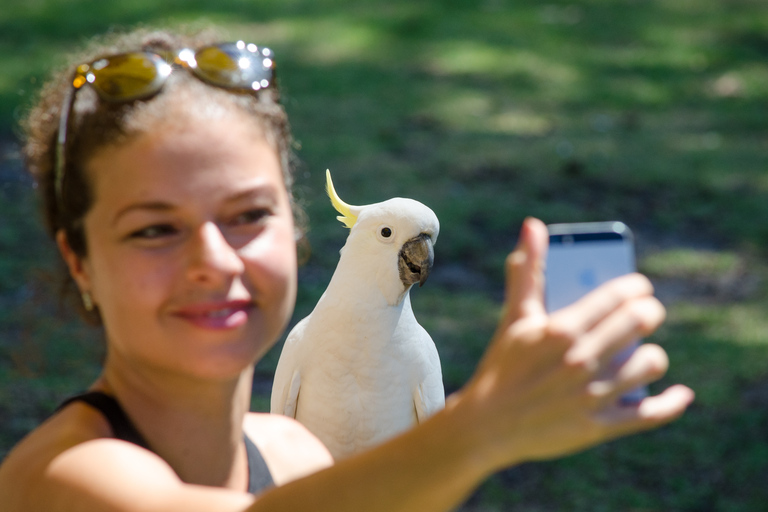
[58,391,275,494]
[244,433,274,493]
[57,390,151,449]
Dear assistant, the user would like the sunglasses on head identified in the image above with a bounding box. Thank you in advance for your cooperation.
[54,41,276,207]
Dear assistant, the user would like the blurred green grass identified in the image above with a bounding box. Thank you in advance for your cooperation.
[1,0,767,510]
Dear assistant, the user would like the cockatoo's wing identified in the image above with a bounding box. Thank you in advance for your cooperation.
[414,372,444,422]
[270,317,308,417]
[410,324,445,423]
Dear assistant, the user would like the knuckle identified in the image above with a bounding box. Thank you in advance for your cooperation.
[609,273,654,301]
[639,343,669,376]
[545,317,580,346]
[505,250,526,273]
[650,297,667,321]
[625,297,665,334]
[584,380,613,405]
[501,315,547,347]
[631,271,654,289]
[625,300,648,326]
[562,350,598,378]
[625,272,654,293]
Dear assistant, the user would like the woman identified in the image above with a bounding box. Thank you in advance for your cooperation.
[0,27,693,511]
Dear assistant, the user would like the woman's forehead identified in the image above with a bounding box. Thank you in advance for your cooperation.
[85,115,284,207]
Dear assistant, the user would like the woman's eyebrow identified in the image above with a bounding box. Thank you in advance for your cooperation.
[111,185,281,226]
[225,184,280,203]
[112,202,174,227]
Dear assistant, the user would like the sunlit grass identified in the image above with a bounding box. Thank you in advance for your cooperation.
[641,248,744,279]
[1,0,768,508]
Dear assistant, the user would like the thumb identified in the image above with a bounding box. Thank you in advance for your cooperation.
[502,217,548,326]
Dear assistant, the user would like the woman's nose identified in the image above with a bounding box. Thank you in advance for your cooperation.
[185,222,244,285]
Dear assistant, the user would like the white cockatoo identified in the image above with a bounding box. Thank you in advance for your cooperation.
[271,170,445,459]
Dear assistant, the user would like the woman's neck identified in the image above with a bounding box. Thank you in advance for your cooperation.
[94,353,254,489]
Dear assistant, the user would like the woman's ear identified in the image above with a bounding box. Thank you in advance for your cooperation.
[56,229,92,293]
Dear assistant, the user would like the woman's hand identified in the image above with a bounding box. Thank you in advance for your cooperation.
[452,217,694,474]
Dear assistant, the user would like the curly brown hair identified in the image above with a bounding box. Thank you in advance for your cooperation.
[21,26,305,324]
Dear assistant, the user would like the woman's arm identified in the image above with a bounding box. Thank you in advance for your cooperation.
[247,217,693,512]
[0,218,692,512]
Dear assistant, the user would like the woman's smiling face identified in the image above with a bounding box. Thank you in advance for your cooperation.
[68,112,298,380]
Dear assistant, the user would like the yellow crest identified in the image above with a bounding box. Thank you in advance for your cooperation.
[326,170,358,229]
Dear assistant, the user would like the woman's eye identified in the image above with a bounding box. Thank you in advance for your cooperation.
[232,208,271,226]
[129,224,178,239]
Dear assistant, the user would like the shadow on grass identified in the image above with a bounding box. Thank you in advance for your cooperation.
[1,0,767,510]
[454,313,768,512]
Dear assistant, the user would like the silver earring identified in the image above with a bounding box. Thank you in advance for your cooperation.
[81,291,94,312]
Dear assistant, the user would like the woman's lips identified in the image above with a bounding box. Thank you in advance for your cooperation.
[173,300,253,330]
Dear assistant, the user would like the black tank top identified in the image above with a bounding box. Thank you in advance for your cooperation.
[58,391,275,494]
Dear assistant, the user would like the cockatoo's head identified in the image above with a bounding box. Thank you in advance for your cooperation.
[326,170,439,304]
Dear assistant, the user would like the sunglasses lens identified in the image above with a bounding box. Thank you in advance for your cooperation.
[88,53,168,101]
[194,43,274,91]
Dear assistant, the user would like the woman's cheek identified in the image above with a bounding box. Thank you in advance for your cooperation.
[242,223,297,290]
[96,251,174,311]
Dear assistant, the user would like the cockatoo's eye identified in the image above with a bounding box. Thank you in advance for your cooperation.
[377,225,395,243]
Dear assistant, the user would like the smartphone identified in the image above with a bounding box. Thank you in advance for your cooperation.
[544,221,647,404]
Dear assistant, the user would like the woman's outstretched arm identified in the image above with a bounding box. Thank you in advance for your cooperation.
[0,217,692,512]
[248,217,693,512]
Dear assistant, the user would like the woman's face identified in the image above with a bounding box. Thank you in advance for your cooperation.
[68,112,297,380]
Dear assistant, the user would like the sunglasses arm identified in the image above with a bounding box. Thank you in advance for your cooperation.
[55,86,76,204]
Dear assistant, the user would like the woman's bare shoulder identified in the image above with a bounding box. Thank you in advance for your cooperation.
[1,402,106,469]
[0,401,113,508]
[0,402,156,510]
[0,402,255,512]
[243,412,334,485]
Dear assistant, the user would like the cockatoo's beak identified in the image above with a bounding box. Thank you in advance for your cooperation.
[398,234,434,288]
